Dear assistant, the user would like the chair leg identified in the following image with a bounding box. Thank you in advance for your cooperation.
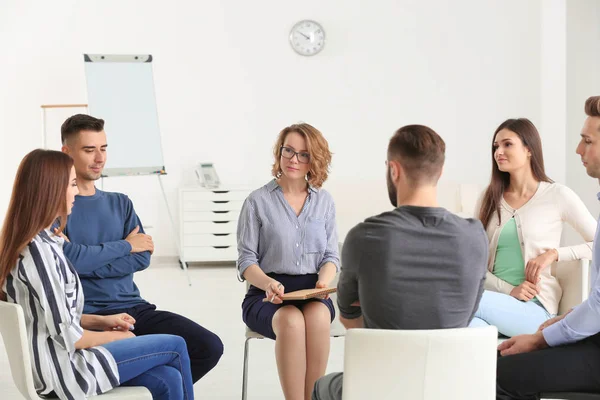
[242,337,251,400]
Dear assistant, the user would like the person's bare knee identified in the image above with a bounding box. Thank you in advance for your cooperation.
[302,302,331,330]
[273,306,306,336]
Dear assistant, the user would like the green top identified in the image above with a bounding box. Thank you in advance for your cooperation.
[493,218,526,286]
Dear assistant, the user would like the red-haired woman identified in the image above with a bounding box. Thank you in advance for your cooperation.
[237,123,340,400]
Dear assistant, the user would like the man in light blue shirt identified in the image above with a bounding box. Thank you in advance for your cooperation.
[497,96,600,398]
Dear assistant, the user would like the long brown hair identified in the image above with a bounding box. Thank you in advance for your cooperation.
[0,149,74,300]
[479,118,553,228]
[271,123,332,188]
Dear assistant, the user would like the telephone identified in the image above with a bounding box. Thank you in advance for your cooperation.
[195,163,220,188]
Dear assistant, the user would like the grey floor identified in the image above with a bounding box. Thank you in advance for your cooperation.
[0,262,346,399]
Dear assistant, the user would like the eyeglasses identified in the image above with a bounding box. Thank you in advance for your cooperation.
[280,146,310,164]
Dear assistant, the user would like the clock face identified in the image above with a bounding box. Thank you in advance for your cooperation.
[289,20,325,56]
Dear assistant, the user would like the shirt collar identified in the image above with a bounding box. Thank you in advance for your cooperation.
[267,179,318,194]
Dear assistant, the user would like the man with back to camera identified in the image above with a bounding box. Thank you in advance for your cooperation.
[59,114,223,384]
[496,96,600,398]
[312,124,489,400]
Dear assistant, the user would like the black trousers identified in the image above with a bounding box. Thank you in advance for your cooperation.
[95,303,223,383]
[497,333,600,399]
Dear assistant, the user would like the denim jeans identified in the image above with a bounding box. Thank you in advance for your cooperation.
[95,303,223,383]
[102,334,194,400]
[469,290,553,337]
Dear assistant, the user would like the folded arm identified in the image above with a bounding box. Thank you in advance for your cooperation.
[62,240,132,276]
[66,195,152,279]
[80,252,151,279]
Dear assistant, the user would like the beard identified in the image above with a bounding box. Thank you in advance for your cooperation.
[386,166,398,207]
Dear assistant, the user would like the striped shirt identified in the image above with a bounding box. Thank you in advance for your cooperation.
[4,229,120,400]
[237,179,340,278]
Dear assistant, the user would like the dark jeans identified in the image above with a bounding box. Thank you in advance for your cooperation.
[497,333,600,399]
[95,303,223,383]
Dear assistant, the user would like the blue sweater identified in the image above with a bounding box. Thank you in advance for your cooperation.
[63,189,151,313]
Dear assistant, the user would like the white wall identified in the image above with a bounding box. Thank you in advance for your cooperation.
[540,0,566,185]
[566,0,600,216]
[0,0,552,257]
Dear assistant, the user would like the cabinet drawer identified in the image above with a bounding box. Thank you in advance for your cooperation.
[182,200,245,212]
[182,190,250,202]
[182,246,237,262]
[183,221,238,234]
[183,233,236,247]
[182,211,240,222]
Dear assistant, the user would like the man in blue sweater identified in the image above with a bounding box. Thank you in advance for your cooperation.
[60,114,223,383]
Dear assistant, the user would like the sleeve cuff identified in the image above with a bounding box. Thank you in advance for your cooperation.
[483,278,514,295]
[237,259,258,280]
[120,240,132,255]
[338,298,362,319]
[59,322,84,353]
[556,247,571,263]
[319,258,340,272]
[542,323,565,347]
[339,307,362,320]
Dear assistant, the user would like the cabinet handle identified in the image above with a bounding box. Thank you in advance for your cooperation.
[212,190,230,194]
[212,211,229,214]
[213,234,230,237]
[212,221,228,224]
[213,246,231,249]
[212,201,230,204]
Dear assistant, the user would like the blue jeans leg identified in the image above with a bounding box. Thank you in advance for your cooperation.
[124,366,183,400]
[102,334,195,400]
[469,290,552,337]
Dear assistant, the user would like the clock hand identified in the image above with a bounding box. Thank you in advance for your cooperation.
[297,31,310,40]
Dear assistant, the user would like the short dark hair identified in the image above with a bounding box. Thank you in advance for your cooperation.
[61,114,105,145]
[585,96,600,118]
[387,124,445,185]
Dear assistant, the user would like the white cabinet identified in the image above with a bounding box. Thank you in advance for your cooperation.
[179,186,251,266]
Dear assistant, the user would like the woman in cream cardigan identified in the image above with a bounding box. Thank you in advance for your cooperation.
[469,118,597,337]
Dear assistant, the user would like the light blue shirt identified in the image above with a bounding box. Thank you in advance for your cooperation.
[543,193,600,346]
[237,179,340,279]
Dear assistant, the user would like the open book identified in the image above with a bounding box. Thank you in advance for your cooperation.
[262,287,337,302]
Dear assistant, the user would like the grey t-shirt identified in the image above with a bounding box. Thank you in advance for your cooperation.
[337,205,488,330]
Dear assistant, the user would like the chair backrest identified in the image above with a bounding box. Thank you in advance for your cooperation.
[342,326,498,400]
[553,259,591,315]
[0,301,44,399]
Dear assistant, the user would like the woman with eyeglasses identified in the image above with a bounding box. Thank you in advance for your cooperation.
[237,123,339,400]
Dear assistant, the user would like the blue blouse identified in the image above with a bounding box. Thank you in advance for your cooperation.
[237,179,339,279]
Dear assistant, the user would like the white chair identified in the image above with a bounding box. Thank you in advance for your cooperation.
[241,243,346,400]
[553,259,591,315]
[0,301,151,400]
[342,326,498,400]
[241,276,346,400]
